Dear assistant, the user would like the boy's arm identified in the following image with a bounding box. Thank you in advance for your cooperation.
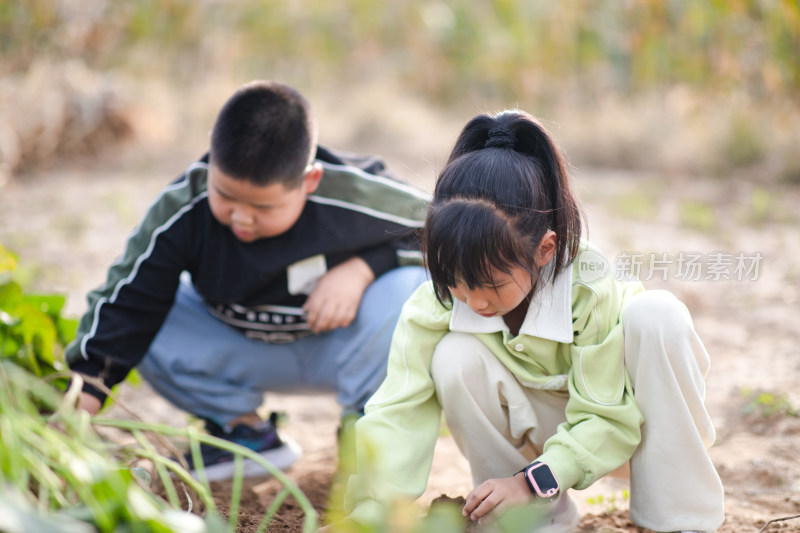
[312,149,427,273]
[355,245,404,280]
[302,256,374,333]
[65,166,205,406]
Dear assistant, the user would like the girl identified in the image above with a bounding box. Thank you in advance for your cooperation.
[338,110,724,532]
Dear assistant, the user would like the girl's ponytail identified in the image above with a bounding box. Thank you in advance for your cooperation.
[425,109,583,306]
[502,111,583,273]
[446,115,497,163]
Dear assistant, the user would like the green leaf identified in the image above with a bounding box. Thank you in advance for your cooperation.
[2,336,21,356]
[23,294,67,319]
[414,500,465,533]
[0,244,18,277]
[0,487,95,533]
[124,367,142,386]
[0,280,23,309]
[492,503,548,533]
[16,302,58,369]
[57,317,79,345]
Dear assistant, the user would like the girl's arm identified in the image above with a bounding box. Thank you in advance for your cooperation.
[342,282,452,527]
[537,276,645,491]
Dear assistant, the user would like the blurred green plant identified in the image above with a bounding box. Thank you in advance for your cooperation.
[92,414,319,533]
[0,245,319,531]
[325,429,549,533]
[325,496,548,533]
[678,199,716,232]
[740,387,798,418]
[0,361,228,533]
[744,186,777,225]
[0,244,77,389]
[1,1,798,102]
[585,489,630,513]
[611,192,658,220]
[723,114,767,168]
[0,358,322,533]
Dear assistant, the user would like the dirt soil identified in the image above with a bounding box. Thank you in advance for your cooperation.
[2,133,799,533]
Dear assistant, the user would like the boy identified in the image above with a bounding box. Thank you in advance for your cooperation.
[66,80,429,481]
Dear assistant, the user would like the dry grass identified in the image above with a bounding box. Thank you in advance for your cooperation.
[0,59,134,184]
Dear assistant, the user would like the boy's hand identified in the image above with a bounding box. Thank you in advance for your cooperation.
[462,472,532,523]
[76,391,102,415]
[303,257,375,333]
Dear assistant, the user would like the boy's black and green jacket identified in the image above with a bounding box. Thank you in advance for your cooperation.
[65,147,429,401]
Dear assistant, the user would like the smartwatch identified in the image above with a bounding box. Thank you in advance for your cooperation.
[517,461,559,502]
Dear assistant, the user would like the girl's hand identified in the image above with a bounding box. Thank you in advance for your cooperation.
[303,257,375,333]
[462,472,532,522]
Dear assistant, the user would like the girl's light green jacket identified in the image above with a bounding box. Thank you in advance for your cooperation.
[345,244,645,525]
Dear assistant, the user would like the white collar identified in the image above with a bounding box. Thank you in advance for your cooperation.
[449,265,574,343]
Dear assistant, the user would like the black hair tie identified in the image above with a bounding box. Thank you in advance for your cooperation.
[485,128,515,149]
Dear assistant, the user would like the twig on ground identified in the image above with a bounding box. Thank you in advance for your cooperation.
[757,513,800,533]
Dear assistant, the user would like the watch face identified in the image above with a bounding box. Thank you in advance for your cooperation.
[527,462,559,498]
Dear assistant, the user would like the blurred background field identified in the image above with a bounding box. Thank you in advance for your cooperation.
[2,0,800,306]
[1,0,799,185]
[2,2,800,530]
[0,0,798,340]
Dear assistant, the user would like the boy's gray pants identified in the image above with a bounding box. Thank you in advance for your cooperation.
[138,266,427,426]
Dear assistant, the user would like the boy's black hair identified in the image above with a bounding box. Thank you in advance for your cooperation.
[210,80,317,188]
[424,110,583,306]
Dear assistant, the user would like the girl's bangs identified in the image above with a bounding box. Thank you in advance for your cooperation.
[425,201,530,300]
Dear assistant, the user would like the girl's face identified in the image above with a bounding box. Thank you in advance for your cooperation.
[207,163,322,242]
[446,231,557,319]
[448,265,534,318]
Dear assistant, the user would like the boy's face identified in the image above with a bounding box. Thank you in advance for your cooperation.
[207,163,322,242]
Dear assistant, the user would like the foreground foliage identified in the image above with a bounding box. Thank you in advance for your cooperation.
[0,245,317,532]
[0,244,76,389]
[0,359,321,532]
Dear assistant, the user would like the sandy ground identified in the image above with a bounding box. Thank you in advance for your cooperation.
[2,136,800,532]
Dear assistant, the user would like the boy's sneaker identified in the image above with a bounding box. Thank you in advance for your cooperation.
[184,412,302,482]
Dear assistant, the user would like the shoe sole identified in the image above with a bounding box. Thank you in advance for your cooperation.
[191,437,302,482]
